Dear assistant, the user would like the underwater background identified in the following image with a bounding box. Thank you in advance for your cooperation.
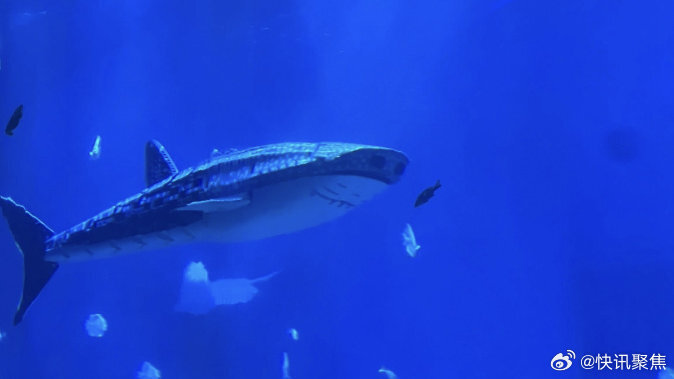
[1,0,674,378]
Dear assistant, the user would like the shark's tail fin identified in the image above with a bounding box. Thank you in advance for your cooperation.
[0,197,58,325]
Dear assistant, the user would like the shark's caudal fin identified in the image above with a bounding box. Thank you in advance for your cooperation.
[0,197,58,325]
[145,139,178,187]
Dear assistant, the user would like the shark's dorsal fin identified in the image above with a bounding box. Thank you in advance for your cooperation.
[145,140,178,187]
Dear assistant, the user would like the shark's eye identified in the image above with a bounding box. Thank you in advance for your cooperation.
[369,155,386,169]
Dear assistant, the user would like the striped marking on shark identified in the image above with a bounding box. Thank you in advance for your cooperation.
[0,140,408,325]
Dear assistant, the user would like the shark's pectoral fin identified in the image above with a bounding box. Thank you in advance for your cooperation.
[145,140,179,187]
[178,195,250,213]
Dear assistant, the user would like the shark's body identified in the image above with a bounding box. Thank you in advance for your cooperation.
[0,140,408,324]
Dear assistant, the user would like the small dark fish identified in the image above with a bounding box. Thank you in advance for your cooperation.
[415,180,441,207]
[5,105,23,136]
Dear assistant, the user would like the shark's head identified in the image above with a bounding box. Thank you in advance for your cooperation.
[313,143,408,185]
[193,142,409,241]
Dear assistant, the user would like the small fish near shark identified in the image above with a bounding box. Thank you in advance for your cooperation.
[5,105,23,136]
[0,140,408,324]
[414,179,441,207]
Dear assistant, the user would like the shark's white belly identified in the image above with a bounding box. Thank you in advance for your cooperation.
[203,174,387,242]
[48,175,386,262]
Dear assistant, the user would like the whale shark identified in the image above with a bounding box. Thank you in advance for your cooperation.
[0,140,408,325]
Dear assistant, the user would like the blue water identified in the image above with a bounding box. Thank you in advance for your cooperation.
[1,0,673,378]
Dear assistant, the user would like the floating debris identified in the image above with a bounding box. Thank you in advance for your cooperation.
[378,367,398,379]
[402,223,420,258]
[282,352,291,379]
[210,148,221,158]
[414,180,441,207]
[288,328,299,341]
[137,361,161,379]
[5,105,23,136]
[89,135,102,160]
[84,313,108,337]
[175,261,278,315]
